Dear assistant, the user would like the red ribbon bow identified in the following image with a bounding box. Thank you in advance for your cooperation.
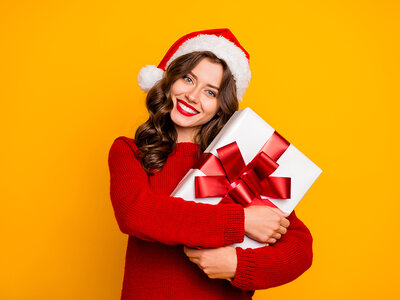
[194,131,291,208]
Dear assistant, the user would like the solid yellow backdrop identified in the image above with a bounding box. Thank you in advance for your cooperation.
[1,0,399,299]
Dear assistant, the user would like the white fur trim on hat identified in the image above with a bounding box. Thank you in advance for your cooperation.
[165,34,251,101]
[137,65,164,92]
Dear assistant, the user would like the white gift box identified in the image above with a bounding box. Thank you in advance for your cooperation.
[171,107,322,249]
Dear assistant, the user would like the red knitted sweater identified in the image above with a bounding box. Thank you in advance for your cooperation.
[108,136,313,300]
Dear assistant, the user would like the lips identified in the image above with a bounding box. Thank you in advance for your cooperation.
[176,99,200,117]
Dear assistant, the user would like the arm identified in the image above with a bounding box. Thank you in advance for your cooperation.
[108,136,245,248]
[230,210,313,290]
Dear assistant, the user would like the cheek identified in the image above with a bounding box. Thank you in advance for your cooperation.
[170,81,186,95]
[205,102,219,116]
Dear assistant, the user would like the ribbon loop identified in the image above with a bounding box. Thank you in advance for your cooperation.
[240,169,262,199]
[193,153,226,176]
[216,142,246,182]
[260,176,291,199]
[260,131,290,161]
[247,151,279,177]
[195,176,230,198]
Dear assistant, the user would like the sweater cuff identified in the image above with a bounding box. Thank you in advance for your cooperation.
[230,247,257,290]
[223,205,245,245]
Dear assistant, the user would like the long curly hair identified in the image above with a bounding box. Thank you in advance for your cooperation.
[134,51,239,175]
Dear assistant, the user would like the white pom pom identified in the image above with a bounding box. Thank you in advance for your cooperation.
[137,65,164,91]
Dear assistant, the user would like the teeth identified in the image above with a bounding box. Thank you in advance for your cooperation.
[178,100,198,114]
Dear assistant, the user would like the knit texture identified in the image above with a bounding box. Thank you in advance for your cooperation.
[108,136,313,299]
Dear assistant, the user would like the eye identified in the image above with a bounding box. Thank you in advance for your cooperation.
[183,75,193,83]
[207,90,217,97]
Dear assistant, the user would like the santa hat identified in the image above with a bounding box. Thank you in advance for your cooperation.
[137,28,251,101]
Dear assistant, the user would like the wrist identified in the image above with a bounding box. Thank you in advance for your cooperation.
[230,246,238,278]
[243,207,248,234]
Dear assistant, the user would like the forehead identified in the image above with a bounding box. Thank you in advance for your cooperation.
[191,58,223,87]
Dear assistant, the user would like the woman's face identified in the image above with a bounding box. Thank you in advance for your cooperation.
[169,57,223,142]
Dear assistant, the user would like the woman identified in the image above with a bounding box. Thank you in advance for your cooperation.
[108,28,313,300]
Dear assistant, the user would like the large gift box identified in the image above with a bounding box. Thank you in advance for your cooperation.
[171,107,322,249]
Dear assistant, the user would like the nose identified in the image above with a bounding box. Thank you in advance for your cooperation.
[188,94,197,101]
[186,87,201,103]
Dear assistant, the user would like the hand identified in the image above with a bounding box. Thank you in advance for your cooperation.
[183,246,237,280]
[244,205,290,244]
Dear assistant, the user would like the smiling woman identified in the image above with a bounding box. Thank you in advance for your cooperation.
[170,58,222,142]
[108,28,313,300]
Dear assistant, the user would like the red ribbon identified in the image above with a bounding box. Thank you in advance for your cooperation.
[194,131,291,208]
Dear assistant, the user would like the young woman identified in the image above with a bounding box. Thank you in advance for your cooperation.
[108,29,313,300]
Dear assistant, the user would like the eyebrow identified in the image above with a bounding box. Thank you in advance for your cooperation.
[189,71,220,91]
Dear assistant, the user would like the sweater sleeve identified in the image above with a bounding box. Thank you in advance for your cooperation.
[230,210,313,291]
[108,137,245,248]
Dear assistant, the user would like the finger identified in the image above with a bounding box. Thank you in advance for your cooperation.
[272,232,282,240]
[277,225,287,235]
[183,245,198,253]
[207,273,222,279]
[267,238,277,244]
[280,217,290,228]
[184,248,202,258]
[189,257,201,266]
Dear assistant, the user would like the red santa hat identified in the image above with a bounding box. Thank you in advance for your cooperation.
[137,28,251,101]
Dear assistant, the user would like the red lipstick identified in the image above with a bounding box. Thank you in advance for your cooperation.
[178,99,199,112]
[176,99,199,117]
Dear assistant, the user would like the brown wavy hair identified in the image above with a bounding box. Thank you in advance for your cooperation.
[134,51,239,175]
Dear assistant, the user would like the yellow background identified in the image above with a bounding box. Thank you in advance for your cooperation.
[1,0,399,299]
